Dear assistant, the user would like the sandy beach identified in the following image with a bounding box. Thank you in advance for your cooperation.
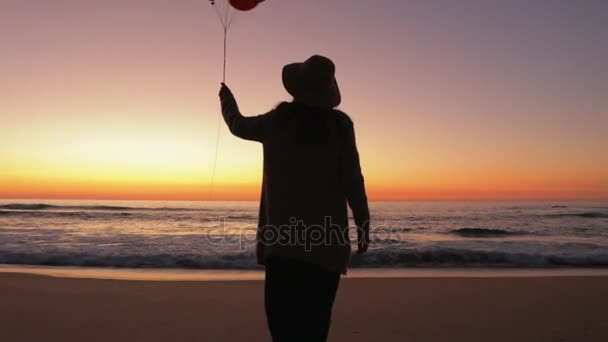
[1,272,607,342]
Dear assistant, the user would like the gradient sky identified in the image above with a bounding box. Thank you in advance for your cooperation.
[1,0,607,201]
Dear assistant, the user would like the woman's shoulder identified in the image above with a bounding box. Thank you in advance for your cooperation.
[332,109,352,125]
[273,101,292,112]
[327,109,353,131]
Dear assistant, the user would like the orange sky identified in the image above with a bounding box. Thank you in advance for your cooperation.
[1,1,607,201]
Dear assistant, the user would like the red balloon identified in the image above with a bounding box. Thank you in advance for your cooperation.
[229,0,257,11]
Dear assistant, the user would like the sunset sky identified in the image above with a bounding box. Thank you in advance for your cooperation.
[1,0,606,201]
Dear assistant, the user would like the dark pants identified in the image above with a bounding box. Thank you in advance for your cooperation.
[264,257,341,342]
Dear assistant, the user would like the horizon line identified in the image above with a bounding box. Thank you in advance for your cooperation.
[0,196,606,203]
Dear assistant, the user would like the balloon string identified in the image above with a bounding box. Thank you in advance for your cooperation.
[223,28,227,83]
[210,28,227,200]
[209,105,221,200]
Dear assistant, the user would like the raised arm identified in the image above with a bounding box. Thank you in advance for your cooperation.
[341,118,370,253]
[219,83,273,142]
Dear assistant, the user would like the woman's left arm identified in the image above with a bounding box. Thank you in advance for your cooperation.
[219,83,273,142]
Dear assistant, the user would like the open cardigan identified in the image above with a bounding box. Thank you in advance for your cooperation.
[221,94,369,274]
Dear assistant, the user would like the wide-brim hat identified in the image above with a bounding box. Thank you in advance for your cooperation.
[282,55,341,108]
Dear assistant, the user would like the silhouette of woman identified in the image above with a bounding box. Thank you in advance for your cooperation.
[219,55,370,342]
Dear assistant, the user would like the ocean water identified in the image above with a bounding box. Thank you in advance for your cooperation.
[1,200,607,269]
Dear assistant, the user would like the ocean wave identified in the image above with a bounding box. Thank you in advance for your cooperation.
[0,211,254,221]
[375,227,415,233]
[2,248,608,269]
[0,203,206,212]
[449,228,526,237]
[549,212,608,218]
[0,210,133,218]
[350,248,608,267]
[0,251,259,269]
[0,204,57,210]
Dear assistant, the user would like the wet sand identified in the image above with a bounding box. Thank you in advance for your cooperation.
[1,273,607,341]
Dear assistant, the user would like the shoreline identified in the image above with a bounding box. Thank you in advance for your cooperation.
[2,263,608,281]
